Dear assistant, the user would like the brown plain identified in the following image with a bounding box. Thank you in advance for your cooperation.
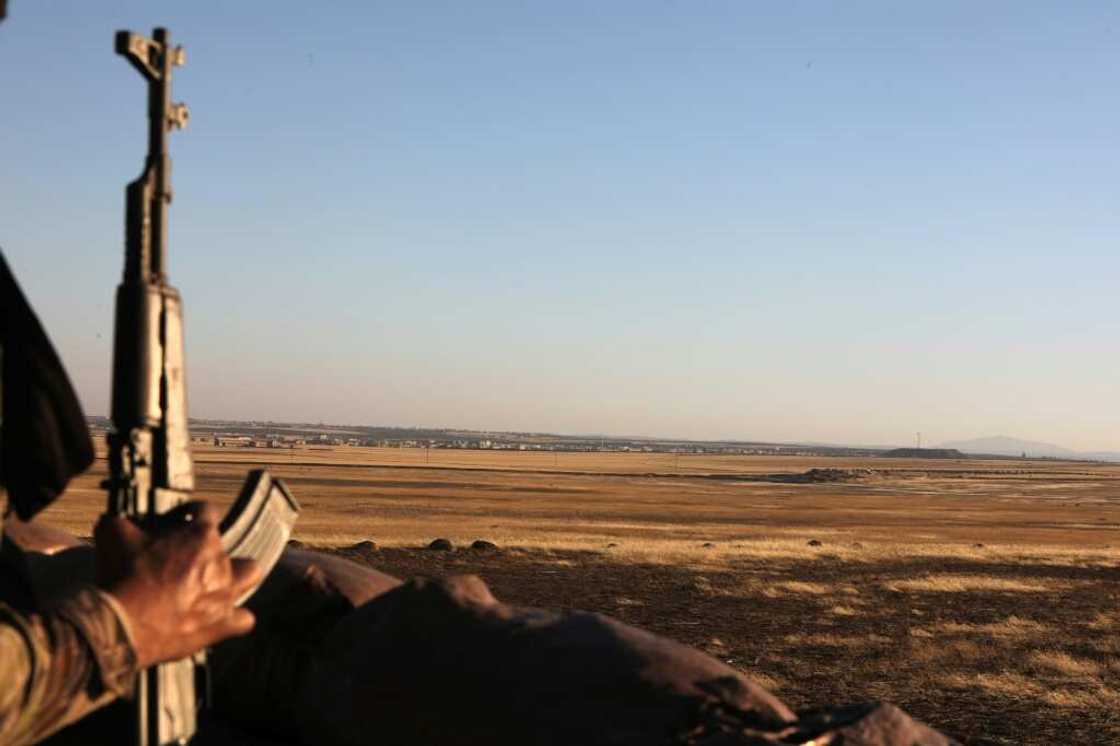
[42,446,1120,745]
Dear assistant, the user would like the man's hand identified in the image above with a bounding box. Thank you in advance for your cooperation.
[94,501,261,668]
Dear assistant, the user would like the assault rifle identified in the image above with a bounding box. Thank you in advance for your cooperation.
[105,28,299,745]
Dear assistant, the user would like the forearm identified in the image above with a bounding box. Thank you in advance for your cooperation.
[0,587,138,745]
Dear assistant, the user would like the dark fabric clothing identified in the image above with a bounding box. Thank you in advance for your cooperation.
[0,251,94,520]
[0,252,132,745]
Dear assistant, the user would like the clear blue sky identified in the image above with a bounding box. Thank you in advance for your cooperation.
[2,2,1118,450]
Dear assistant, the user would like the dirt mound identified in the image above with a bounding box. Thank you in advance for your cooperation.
[800,468,877,483]
[883,448,965,459]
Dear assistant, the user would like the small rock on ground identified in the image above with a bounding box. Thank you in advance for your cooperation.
[470,540,499,552]
[427,538,454,551]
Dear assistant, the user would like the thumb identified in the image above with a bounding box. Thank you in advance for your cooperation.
[95,513,147,553]
[94,514,149,587]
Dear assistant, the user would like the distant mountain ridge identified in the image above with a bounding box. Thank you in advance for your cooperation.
[938,436,1120,462]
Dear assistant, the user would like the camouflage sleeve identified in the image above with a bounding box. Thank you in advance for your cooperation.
[0,586,138,746]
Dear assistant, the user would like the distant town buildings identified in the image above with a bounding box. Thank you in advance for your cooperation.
[84,415,890,459]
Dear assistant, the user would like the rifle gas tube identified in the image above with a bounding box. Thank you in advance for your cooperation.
[107,28,299,746]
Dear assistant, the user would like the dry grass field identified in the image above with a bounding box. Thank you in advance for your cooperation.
[41,445,1120,745]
